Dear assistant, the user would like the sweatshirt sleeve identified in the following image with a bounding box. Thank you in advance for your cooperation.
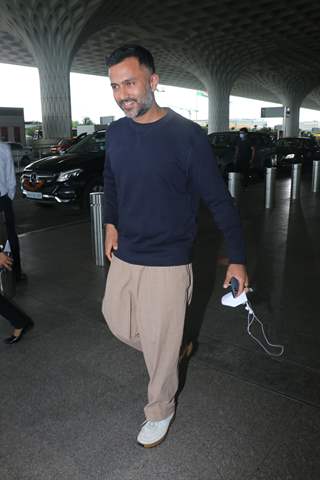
[189,127,246,264]
[103,132,118,226]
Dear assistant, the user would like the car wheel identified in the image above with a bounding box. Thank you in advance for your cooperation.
[82,178,104,209]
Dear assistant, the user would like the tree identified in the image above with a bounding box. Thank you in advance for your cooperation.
[82,117,94,125]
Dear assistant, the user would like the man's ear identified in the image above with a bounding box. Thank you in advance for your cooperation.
[150,73,159,92]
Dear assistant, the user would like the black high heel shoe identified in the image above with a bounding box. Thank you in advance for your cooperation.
[4,321,34,345]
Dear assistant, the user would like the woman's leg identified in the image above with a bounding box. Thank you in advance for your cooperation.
[0,293,32,329]
[1,196,22,279]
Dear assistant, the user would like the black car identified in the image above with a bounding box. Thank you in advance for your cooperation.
[207,131,276,178]
[275,137,320,169]
[21,130,106,207]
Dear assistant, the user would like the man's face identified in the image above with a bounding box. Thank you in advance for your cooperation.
[109,57,158,119]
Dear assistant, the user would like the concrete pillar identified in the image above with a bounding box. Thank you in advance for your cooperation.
[305,87,320,111]
[253,69,318,138]
[38,58,72,138]
[182,49,242,135]
[283,101,300,137]
[1,0,102,139]
[207,80,231,133]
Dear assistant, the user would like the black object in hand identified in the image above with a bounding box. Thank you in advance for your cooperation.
[230,277,239,297]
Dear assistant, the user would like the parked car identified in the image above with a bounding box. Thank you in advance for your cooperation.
[6,142,33,170]
[20,130,106,207]
[48,133,87,156]
[207,131,276,178]
[275,137,320,169]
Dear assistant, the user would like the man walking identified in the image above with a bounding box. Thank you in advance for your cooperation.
[234,127,256,186]
[102,45,248,448]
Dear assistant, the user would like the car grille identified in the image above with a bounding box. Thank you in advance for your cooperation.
[21,172,57,191]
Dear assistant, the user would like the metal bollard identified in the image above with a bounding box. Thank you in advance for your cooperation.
[312,160,320,193]
[90,192,105,267]
[291,163,302,200]
[265,167,276,209]
[228,172,241,199]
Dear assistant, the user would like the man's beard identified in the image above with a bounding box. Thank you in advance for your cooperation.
[118,88,154,119]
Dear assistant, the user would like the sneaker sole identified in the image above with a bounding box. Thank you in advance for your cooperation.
[137,415,175,448]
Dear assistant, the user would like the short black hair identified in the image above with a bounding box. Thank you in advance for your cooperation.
[106,44,155,73]
[239,127,249,133]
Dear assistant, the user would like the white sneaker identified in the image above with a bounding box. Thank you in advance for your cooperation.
[137,412,175,448]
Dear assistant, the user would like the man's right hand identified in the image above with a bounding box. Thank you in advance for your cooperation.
[0,252,13,270]
[105,224,118,262]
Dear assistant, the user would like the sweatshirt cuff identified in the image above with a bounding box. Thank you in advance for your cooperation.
[103,216,118,227]
[228,255,246,265]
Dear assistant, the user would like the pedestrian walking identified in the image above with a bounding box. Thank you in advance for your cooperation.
[0,140,26,281]
[102,45,248,448]
[234,127,256,186]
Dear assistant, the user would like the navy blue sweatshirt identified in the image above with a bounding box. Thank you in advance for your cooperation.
[104,108,245,266]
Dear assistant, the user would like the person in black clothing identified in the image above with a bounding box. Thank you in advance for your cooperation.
[0,252,33,344]
[234,127,256,186]
[0,141,25,281]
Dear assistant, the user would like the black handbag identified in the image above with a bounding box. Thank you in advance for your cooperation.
[0,212,16,298]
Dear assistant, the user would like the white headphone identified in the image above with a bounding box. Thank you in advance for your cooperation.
[221,290,284,357]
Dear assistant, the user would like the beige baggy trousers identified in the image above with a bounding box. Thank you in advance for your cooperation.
[102,255,193,421]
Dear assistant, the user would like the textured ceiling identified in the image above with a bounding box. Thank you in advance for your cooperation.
[1,0,320,109]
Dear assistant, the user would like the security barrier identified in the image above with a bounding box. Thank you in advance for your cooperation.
[291,163,302,200]
[312,160,320,193]
[228,172,241,199]
[265,167,276,209]
[90,192,105,267]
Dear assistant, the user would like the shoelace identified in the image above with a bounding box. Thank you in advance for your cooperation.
[141,419,157,429]
[245,301,284,357]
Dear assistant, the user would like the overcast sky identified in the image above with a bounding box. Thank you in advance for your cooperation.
[1,63,320,127]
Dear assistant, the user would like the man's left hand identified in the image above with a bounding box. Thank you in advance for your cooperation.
[223,264,248,296]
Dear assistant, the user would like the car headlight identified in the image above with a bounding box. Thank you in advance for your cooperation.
[285,154,295,159]
[57,169,83,182]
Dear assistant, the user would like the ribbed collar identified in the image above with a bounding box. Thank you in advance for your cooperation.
[127,107,174,131]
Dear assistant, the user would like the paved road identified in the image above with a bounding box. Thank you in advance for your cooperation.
[12,171,285,235]
[14,186,89,235]
[12,169,293,236]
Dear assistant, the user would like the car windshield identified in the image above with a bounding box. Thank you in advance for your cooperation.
[58,138,72,146]
[277,139,303,147]
[67,131,106,154]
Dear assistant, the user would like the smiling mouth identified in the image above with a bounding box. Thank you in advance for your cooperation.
[121,99,136,109]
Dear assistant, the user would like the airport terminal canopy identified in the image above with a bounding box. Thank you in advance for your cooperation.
[1,0,320,137]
